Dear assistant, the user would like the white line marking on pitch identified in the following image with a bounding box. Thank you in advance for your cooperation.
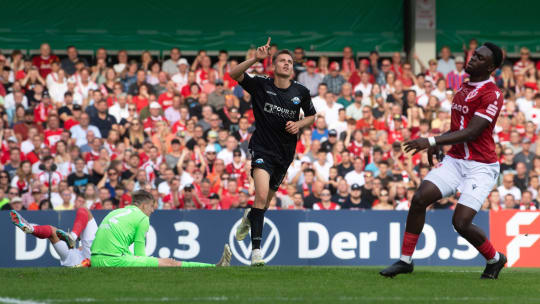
[0,297,47,304]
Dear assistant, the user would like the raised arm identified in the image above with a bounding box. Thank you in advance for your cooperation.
[229,37,271,82]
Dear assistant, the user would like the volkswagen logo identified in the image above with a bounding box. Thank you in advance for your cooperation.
[229,216,280,265]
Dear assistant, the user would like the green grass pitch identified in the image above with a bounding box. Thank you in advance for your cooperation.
[0,266,539,304]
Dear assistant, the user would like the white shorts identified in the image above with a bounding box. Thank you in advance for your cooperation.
[424,155,500,211]
[54,218,98,267]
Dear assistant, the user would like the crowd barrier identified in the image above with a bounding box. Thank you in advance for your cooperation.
[0,210,538,267]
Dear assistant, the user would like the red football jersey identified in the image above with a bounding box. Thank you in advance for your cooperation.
[447,80,503,163]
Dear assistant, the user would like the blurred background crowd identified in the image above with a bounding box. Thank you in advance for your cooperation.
[0,39,538,212]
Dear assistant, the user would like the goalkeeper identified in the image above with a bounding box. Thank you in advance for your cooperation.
[91,190,231,267]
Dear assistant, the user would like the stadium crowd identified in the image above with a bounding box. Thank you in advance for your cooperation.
[0,39,539,212]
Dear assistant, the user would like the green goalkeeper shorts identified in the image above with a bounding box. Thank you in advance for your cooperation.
[91,254,159,267]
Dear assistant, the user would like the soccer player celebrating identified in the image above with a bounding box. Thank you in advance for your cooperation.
[230,38,316,266]
[90,190,231,267]
[10,199,97,267]
[380,43,507,279]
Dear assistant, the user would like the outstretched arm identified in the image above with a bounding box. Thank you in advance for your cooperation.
[403,116,489,158]
[230,37,271,82]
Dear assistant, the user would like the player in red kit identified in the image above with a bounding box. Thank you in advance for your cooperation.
[380,43,507,279]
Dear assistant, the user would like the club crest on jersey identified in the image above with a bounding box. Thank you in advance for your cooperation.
[465,90,479,102]
[255,158,264,164]
[291,97,300,105]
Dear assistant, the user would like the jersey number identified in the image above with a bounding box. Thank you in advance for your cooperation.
[109,209,133,225]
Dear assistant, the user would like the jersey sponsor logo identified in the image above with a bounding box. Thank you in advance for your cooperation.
[263,102,297,119]
[486,103,498,116]
[291,97,301,105]
[229,217,280,265]
[490,210,540,267]
[451,103,469,114]
[266,90,277,96]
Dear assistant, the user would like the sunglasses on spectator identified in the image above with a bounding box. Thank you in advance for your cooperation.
[0,175,8,179]
[32,191,40,195]
[8,191,17,195]
[234,154,241,157]
[206,152,216,155]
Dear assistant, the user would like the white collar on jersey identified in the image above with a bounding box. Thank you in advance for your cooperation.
[468,77,494,87]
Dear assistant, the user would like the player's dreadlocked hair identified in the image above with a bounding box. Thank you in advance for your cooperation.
[483,42,503,69]
[132,190,155,206]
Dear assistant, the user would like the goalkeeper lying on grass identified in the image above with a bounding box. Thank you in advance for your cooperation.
[90,189,231,267]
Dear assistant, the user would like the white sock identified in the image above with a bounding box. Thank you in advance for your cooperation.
[70,231,78,240]
[487,252,500,264]
[27,224,34,234]
[400,254,412,264]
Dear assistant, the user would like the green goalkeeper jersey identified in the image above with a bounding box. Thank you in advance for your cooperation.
[91,205,149,257]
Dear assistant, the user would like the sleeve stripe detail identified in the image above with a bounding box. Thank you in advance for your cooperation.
[475,112,493,122]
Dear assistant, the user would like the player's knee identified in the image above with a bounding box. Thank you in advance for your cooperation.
[452,217,470,234]
[410,193,427,210]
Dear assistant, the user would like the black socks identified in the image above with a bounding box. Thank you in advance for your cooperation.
[248,207,265,249]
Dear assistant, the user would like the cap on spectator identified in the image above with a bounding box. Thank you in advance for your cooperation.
[455,56,465,63]
[329,61,340,71]
[239,188,249,195]
[205,144,216,153]
[230,107,239,113]
[525,83,538,91]
[328,129,337,137]
[10,197,22,204]
[7,136,17,143]
[306,60,316,68]
[209,193,220,200]
[392,141,401,149]
[184,183,194,190]
[360,58,370,66]
[351,184,361,191]
[393,114,402,121]
[73,104,82,111]
[215,79,224,86]
[67,77,77,84]
[43,91,50,99]
[177,58,189,66]
[354,90,363,97]
[208,130,218,138]
[171,138,181,145]
[301,156,311,163]
[149,102,161,109]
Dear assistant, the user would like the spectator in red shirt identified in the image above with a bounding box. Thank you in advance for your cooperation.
[206,192,221,210]
[220,178,239,210]
[43,115,63,152]
[143,102,167,135]
[32,43,59,78]
[313,189,340,210]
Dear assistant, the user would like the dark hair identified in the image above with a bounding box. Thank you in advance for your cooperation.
[39,199,52,210]
[132,190,155,206]
[272,49,294,63]
[483,42,503,69]
[219,50,228,55]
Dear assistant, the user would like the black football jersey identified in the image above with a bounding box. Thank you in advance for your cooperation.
[239,73,316,162]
